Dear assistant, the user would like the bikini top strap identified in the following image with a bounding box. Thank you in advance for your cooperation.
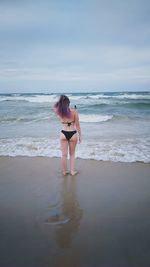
[62,120,75,126]
[61,110,76,126]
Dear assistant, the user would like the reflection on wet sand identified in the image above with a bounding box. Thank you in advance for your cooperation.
[56,176,83,248]
[45,176,83,248]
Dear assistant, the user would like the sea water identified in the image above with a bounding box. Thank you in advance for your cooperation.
[0,91,150,162]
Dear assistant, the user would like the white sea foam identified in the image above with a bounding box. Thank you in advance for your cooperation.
[1,92,150,103]
[68,93,150,100]
[79,114,113,122]
[0,138,61,157]
[27,95,58,103]
[76,139,150,163]
[87,93,150,100]
[112,93,150,100]
[0,137,150,163]
[0,94,58,103]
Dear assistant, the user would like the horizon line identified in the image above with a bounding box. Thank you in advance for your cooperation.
[0,90,150,95]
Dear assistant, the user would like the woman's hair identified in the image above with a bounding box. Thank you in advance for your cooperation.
[54,95,71,118]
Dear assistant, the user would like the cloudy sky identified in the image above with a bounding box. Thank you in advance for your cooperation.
[0,0,150,93]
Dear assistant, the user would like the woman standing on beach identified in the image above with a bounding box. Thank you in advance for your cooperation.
[54,95,81,176]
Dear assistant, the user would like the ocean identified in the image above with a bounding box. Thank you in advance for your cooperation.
[0,91,150,162]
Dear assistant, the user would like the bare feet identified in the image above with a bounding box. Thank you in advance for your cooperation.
[62,171,69,176]
[70,170,78,176]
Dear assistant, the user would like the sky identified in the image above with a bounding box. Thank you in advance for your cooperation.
[0,0,150,93]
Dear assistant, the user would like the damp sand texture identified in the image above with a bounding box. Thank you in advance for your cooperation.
[0,156,150,267]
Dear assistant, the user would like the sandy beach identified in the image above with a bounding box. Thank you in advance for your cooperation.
[0,156,150,267]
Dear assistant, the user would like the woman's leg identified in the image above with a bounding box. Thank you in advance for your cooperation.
[69,134,78,175]
[60,136,69,174]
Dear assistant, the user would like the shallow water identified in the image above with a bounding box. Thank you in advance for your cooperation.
[0,91,150,162]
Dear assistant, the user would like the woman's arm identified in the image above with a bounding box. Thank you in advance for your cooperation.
[74,110,82,143]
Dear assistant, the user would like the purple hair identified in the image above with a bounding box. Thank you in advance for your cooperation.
[54,95,71,118]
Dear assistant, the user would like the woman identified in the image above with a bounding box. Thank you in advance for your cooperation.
[54,95,81,176]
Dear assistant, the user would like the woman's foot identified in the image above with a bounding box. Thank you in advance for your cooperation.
[62,171,69,176]
[70,170,78,176]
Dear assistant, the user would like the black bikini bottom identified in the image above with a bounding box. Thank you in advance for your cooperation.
[61,130,77,141]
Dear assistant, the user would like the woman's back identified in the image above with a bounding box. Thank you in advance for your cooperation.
[61,109,76,131]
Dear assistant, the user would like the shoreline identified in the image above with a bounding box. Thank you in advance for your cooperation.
[0,155,149,165]
[1,156,150,267]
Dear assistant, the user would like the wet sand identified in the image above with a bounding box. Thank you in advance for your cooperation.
[0,156,150,267]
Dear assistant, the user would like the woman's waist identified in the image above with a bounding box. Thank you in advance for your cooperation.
[61,126,77,132]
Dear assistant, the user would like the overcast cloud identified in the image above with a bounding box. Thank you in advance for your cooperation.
[0,0,150,93]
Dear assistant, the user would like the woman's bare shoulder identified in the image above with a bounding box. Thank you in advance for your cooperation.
[69,108,77,121]
[70,108,76,114]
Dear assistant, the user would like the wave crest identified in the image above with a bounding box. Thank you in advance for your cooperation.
[79,114,113,122]
[0,137,149,163]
